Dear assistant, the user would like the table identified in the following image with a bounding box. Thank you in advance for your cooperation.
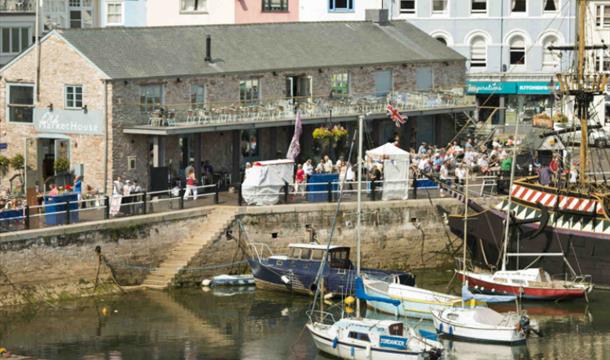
[306,174,339,202]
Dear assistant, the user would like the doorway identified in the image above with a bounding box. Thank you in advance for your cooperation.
[286,75,313,107]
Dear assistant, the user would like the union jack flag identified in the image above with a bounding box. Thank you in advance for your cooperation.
[387,104,407,128]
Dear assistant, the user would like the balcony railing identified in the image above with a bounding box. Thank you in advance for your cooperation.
[129,90,474,128]
[0,0,34,12]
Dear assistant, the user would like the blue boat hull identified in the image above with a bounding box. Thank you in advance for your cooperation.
[248,258,414,296]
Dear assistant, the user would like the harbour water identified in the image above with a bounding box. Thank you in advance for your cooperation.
[1,271,609,360]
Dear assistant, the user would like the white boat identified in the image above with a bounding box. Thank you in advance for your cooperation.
[362,275,468,319]
[307,314,444,360]
[201,274,255,287]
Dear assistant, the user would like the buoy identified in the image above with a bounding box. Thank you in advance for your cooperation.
[344,306,354,314]
[0,347,7,354]
[201,279,212,287]
[344,296,356,306]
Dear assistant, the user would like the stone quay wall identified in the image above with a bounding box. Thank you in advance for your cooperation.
[0,197,473,306]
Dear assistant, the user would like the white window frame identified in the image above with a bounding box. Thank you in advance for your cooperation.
[399,0,416,15]
[542,0,559,14]
[508,35,527,67]
[127,156,136,171]
[432,0,448,15]
[470,36,487,69]
[68,0,94,29]
[541,35,560,70]
[140,84,164,113]
[106,1,124,26]
[470,0,487,15]
[596,4,610,28]
[6,83,35,124]
[190,84,206,110]
[0,27,31,55]
[180,0,207,13]
[510,0,527,16]
[64,85,84,110]
[330,73,349,97]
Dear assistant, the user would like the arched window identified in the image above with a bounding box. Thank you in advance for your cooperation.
[470,35,487,68]
[542,35,559,69]
[509,35,526,65]
[436,36,447,45]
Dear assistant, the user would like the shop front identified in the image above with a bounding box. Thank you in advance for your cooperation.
[467,81,560,125]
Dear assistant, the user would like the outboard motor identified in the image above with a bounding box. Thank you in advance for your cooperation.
[426,348,443,360]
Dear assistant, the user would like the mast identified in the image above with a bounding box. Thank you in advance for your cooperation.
[501,116,520,271]
[577,0,588,185]
[356,114,363,317]
[461,170,469,307]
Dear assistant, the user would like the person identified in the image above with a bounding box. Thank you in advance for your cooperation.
[183,169,198,200]
[123,180,133,215]
[418,142,427,155]
[539,165,552,186]
[303,159,314,178]
[455,164,466,189]
[244,162,253,182]
[345,162,355,189]
[322,155,333,173]
[500,156,512,178]
[294,164,305,196]
[184,161,195,180]
[439,161,450,197]
[48,184,59,196]
[112,177,123,196]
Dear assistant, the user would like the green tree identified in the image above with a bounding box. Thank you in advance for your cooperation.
[9,154,24,172]
[0,155,9,176]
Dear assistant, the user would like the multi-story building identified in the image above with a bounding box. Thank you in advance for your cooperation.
[391,0,576,125]
[0,0,36,67]
[0,17,473,195]
[588,0,610,116]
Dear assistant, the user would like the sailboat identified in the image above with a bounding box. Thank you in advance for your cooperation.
[306,115,444,359]
[446,0,609,290]
[432,173,540,345]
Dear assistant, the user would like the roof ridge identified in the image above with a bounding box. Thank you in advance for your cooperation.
[58,20,401,33]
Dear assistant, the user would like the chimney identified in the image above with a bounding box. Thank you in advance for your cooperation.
[365,9,389,25]
[205,35,212,62]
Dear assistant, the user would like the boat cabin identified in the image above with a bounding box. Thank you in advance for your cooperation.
[492,268,552,286]
[276,243,354,269]
[335,318,405,338]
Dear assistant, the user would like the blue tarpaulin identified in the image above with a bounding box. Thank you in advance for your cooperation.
[355,277,400,307]
[462,284,516,303]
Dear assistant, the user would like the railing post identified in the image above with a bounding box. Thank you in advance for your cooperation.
[214,182,220,204]
[238,185,243,206]
[370,180,376,201]
[179,189,185,209]
[142,191,148,214]
[327,181,332,203]
[65,200,71,225]
[284,181,289,204]
[24,205,30,230]
[104,196,110,219]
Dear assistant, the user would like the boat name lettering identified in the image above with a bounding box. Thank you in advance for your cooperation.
[379,336,407,350]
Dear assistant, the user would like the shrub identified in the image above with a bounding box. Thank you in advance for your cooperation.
[54,157,70,174]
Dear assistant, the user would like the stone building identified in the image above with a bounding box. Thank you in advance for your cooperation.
[0,17,473,196]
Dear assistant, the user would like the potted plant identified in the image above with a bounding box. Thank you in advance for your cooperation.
[0,155,9,178]
[54,157,70,174]
[313,127,333,156]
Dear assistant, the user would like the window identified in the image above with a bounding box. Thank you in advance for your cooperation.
[470,36,487,68]
[432,0,447,14]
[240,79,260,106]
[329,0,353,12]
[471,0,486,13]
[140,85,163,113]
[400,0,415,14]
[127,156,136,171]
[512,0,526,13]
[181,0,206,12]
[509,36,526,65]
[7,84,34,123]
[330,73,349,97]
[262,0,288,12]
[543,0,557,12]
[435,36,447,45]
[595,54,610,73]
[348,332,371,342]
[106,1,123,25]
[542,35,559,69]
[65,85,83,109]
[374,70,392,96]
[596,5,610,28]
[0,27,30,55]
[415,68,433,91]
[190,84,206,109]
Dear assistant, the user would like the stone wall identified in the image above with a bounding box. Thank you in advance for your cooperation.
[0,207,211,307]
[177,199,465,285]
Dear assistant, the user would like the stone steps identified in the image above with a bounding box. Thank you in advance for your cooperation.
[141,207,238,289]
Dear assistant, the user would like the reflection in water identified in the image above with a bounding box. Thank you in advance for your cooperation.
[0,287,609,359]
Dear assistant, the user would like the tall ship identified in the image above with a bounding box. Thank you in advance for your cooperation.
[447,0,610,289]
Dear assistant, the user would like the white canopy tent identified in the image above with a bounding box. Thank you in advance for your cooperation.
[242,159,294,206]
[366,143,411,201]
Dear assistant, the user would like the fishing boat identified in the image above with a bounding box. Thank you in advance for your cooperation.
[307,115,443,360]
[362,274,468,319]
[446,0,610,289]
[247,242,415,296]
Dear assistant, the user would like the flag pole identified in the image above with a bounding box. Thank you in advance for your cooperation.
[34,0,41,103]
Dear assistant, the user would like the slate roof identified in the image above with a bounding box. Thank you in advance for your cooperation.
[57,21,465,80]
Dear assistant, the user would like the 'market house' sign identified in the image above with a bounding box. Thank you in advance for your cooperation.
[33,109,103,135]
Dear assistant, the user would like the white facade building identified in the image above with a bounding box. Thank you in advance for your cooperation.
[299,0,379,21]
[146,0,234,26]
